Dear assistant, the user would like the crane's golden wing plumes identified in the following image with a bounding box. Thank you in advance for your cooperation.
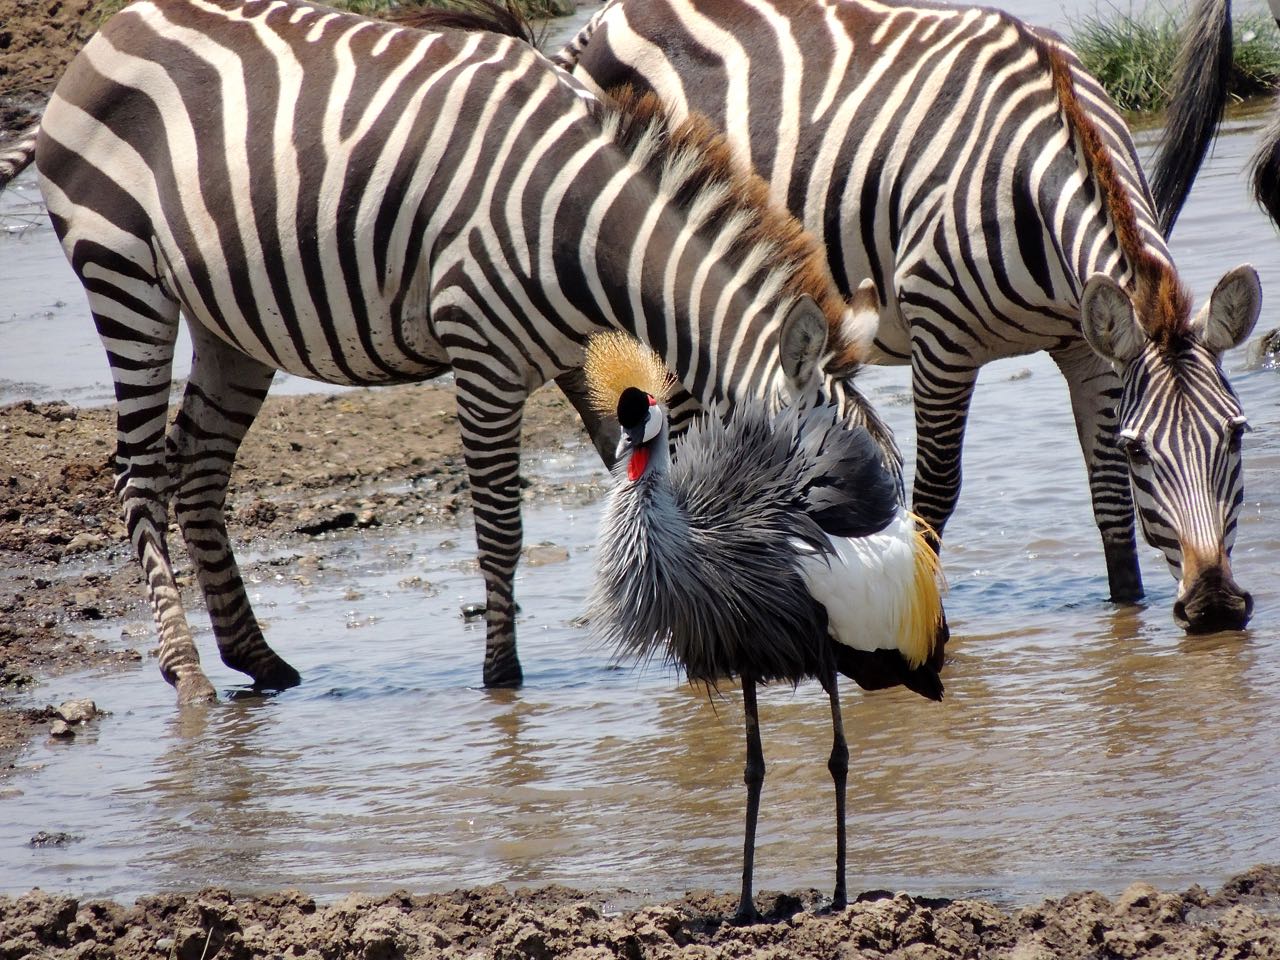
[583,331,676,415]
[899,513,946,668]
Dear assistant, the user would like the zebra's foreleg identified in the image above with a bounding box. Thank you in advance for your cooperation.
[554,367,619,468]
[907,337,980,553]
[169,323,301,690]
[93,295,217,705]
[455,375,528,688]
[1052,342,1144,603]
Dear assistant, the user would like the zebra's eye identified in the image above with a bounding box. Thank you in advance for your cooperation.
[1228,416,1250,448]
[1118,431,1149,466]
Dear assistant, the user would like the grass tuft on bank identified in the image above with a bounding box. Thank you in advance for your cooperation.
[1071,6,1280,112]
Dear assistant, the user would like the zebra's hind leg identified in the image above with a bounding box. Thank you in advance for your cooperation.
[1052,342,1144,603]
[168,321,300,690]
[91,281,216,704]
[454,373,528,688]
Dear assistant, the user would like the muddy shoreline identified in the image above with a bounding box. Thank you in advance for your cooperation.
[1,866,1278,958]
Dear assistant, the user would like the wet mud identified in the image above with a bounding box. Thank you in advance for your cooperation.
[1,865,1279,959]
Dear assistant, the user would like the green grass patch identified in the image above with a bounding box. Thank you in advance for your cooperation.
[1071,7,1280,112]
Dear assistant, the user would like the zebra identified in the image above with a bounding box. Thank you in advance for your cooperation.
[0,0,911,703]
[556,0,1263,633]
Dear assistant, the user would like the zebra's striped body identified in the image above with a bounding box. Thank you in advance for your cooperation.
[2,0,900,701]
[562,0,1262,630]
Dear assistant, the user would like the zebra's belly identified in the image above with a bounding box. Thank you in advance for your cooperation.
[180,298,452,388]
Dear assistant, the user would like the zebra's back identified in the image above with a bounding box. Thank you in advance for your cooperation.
[38,0,594,386]
[571,0,1168,360]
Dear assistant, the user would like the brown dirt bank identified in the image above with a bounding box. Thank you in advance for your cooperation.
[2,866,1279,959]
[0,384,598,769]
[0,0,102,134]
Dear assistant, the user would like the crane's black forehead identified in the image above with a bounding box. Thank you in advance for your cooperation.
[616,387,652,428]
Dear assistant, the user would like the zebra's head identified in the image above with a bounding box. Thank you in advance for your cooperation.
[1081,264,1262,632]
[777,282,904,486]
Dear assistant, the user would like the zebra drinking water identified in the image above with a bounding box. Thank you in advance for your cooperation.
[558,0,1262,633]
[0,0,908,702]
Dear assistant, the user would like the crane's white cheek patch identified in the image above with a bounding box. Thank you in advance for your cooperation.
[798,509,941,665]
[642,404,663,443]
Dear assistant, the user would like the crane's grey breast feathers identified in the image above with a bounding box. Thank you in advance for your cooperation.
[591,400,902,685]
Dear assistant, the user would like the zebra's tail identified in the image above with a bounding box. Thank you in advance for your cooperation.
[1251,97,1280,229]
[1149,0,1232,238]
[0,123,40,190]
[550,0,617,70]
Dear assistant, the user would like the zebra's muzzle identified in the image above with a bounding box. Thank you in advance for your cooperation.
[1173,567,1254,633]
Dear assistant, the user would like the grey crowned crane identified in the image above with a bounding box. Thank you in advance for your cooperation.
[585,321,947,924]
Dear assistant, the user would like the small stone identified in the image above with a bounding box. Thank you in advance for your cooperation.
[56,699,98,724]
[63,532,106,554]
[48,720,73,738]
[524,543,570,566]
[461,602,486,622]
[29,831,77,847]
[155,939,175,952]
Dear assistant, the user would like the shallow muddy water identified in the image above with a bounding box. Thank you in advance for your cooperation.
[2,0,1279,912]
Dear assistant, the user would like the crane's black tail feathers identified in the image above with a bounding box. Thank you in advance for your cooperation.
[834,645,944,702]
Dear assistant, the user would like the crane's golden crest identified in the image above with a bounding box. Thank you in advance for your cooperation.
[583,331,676,415]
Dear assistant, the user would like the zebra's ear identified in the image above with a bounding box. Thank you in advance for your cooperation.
[1195,264,1261,355]
[837,278,881,366]
[780,295,829,393]
[1080,274,1147,365]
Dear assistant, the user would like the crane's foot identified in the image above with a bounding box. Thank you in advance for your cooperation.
[830,890,848,912]
[730,902,761,926]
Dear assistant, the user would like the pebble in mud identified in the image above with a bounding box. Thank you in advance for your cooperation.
[54,699,97,725]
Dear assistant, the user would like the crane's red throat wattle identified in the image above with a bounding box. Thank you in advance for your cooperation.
[628,445,651,481]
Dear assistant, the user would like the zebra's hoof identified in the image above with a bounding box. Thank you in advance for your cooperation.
[483,658,524,689]
[251,657,302,691]
[176,674,218,705]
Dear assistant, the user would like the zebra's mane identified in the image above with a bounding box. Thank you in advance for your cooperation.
[1043,44,1193,350]
[592,86,864,373]
[392,0,538,45]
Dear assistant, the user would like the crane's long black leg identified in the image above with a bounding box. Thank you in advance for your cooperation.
[735,671,765,924]
[821,666,849,910]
